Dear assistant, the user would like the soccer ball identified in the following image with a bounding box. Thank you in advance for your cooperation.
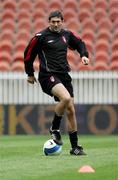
[43,139,62,156]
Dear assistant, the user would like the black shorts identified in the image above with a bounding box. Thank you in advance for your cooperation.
[38,72,74,101]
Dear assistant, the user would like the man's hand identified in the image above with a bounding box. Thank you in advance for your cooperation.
[81,56,89,65]
[27,76,37,84]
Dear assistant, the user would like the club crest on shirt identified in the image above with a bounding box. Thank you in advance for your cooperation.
[50,76,55,82]
[62,36,67,43]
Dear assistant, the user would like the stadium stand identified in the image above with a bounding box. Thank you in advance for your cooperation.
[18,0,32,12]
[95,39,110,52]
[82,18,97,31]
[49,1,62,11]
[2,20,15,32]
[95,0,108,10]
[66,20,79,32]
[0,0,118,71]
[11,61,24,71]
[0,61,11,71]
[34,1,48,12]
[1,40,13,54]
[94,61,109,71]
[95,51,110,64]
[78,9,92,22]
[97,18,113,31]
[79,0,93,11]
[109,0,118,10]
[96,29,112,41]
[94,8,108,22]
[64,0,78,11]
[2,9,16,21]
[81,29,95,42]
[2,0,16,11]
[110,61,118,70]
[0,52,12,64]
[63,9,77,21]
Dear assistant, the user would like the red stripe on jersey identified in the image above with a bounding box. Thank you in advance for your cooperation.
[71,32,81,40]
[25,37,38,61]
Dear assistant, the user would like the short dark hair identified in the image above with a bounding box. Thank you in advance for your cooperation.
[48,10,64,21]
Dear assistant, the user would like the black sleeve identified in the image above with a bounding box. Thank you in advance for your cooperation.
[68,31,89,58]
[24,35,39,76]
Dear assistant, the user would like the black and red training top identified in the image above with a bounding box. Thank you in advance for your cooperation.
[24,27,89,76]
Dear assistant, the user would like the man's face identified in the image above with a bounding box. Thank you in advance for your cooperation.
[49,17,63,32]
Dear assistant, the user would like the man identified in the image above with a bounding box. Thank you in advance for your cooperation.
[24,11,89,155]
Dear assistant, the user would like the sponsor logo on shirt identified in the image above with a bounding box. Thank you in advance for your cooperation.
[47,40,54,43]
[62,36,67,43]
[50,76,55,82]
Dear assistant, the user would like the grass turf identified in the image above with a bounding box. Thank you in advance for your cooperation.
[0,135,118,180]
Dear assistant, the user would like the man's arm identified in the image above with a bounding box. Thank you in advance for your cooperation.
[68,31,89,65]
[24,35,39,84]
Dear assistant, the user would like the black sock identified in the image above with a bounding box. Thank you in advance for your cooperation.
[69,131,78,148]
[51,113,62,130]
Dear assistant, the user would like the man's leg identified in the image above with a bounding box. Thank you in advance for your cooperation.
[50,83,71,145]
[66,98,86,155]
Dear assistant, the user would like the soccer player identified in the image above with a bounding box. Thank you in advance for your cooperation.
[24,11,89,155]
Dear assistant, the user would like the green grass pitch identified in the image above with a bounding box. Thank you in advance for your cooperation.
[0,135,118,180]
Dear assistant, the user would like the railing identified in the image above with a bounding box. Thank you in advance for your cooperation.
[0,71,118,104]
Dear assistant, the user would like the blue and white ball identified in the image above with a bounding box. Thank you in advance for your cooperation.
[43,139,62,156]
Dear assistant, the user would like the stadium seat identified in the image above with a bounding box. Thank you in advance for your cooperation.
[2,9,15,21]
[97,18,113,31]
[113,29,118,40]
[109,8,118,22]
[79,0,93,11]
[95,39,109,52]
[3,0,16,11]
[110,61,118,70]
[15,30,31,42]
[95,0,108,10]
[1,30,14,41]
[49,1,62,10]
[113,19,118,30]
[34,20,47,32]
[95,52,110,63]
[96,29,112,41]
[78,10,92,22]
[1,40,13,53]
[94,8,107,22]
[11,61,24,72]
[112,41,118,52]
[82,18,96,31]
[0,61,11,71]
[18,0,32,11]
[0,52,11,62]
[14,41,27,53]
[109,0,118,9]
[64,9,77,21]
[64,0,78,11]
[2,20,15,32]
[13,52,24,62]
[17,10,31,21]
[34,1,48,12]
[66,20,79,32]
[32,10,46,22]
[18,20,31,31]
[81,29,95,42]
[94,61,109,70]
[84,40,93,54]
[111,51,118,62]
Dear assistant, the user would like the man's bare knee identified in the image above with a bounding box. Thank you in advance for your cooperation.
[61,96,71,106]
